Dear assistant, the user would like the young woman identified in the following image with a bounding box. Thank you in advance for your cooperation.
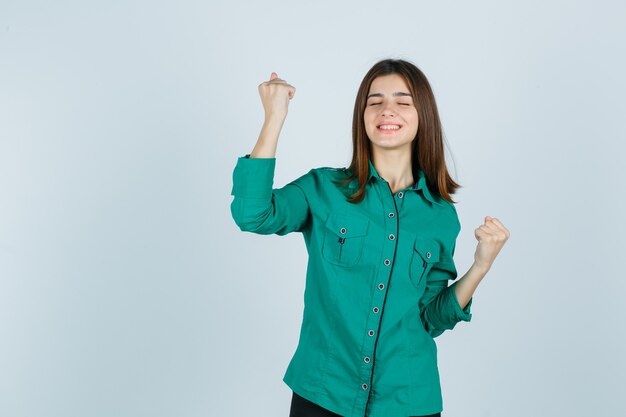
[230,59,509,417]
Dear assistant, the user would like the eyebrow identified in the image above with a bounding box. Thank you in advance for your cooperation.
[366,92,413,100]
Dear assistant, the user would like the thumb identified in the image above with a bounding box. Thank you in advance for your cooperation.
[270,72,278,80]
[485,216,493,223]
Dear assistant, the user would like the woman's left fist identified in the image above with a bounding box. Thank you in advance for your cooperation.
[473,216,510,272]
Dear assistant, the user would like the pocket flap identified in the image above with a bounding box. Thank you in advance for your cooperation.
[413,237,441,263]
[324,213,370,238]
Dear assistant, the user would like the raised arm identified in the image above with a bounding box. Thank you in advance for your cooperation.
[230,72,310,235]
[250,71,295,159]
[419,239,473,338]
[419,212,510,338]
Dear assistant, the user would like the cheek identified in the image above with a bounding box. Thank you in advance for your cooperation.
[405,112,419,129]
[363,111,377,130]
[405,109,418,121]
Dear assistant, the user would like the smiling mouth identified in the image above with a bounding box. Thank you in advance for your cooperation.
[377,124,402,132]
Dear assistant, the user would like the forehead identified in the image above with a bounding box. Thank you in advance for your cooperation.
[368,74,410,93]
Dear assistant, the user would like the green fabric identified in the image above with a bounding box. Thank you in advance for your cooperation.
[230,154,472,417]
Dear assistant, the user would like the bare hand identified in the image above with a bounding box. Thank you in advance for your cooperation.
[257,72,296,121]
[473,216,510,272]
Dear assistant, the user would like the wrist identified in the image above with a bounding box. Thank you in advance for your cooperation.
[470,260,491,276]
[264,112,287,125]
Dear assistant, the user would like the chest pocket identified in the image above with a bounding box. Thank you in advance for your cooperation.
[321,213,370,267]
[409,237,441,288]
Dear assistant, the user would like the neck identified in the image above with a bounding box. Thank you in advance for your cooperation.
[370,148,414,194]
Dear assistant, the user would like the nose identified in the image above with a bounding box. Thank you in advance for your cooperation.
[381,103,396,118]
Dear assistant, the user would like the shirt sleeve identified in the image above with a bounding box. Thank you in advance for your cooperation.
[418,220,472,338]
[230,154,311,235]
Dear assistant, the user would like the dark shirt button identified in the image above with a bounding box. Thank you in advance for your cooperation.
[340,227,346,234]
[378,283,384,290]
[388,212,395,218]
[368,330,375,336]
[388,234,395,240]
[383,259,390,266]
[373,307,379,313]
[397,192,404,198]
[364,356,371,363]
[362,383,368,390]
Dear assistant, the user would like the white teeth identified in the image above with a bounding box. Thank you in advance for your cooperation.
[379,125,400,130]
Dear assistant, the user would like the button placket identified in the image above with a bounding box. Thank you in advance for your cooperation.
[360,180,400,411]
[395,189,409,209]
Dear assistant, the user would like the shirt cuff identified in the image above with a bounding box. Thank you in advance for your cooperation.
[449,281,472,322]
[230,154,277,199]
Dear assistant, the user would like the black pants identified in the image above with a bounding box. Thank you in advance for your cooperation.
[289,391,441,417]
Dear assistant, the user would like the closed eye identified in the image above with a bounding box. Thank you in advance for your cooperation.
[368,102,411,106]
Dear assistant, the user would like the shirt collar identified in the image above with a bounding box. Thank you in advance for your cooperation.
[367,158,442,206]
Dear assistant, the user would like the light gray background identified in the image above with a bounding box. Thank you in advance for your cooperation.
[1,1,625,416]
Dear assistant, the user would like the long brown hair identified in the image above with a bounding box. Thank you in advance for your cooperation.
[335,58,461,204]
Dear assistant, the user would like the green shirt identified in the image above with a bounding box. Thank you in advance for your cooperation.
[230,154,473,417]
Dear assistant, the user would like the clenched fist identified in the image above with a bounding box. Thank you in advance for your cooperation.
[473,216,510,272]
[258,72,296,121]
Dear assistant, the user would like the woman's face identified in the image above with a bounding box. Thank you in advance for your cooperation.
[363,74,418,153]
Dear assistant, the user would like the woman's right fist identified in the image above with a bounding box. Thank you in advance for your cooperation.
[258,72,296,120]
